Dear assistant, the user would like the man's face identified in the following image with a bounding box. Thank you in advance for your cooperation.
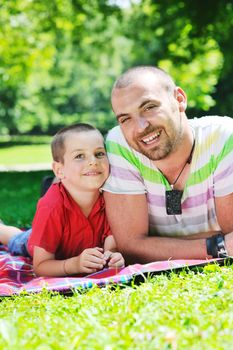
[111,75,186,161]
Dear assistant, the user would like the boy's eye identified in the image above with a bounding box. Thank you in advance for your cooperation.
[95,151,106,158]
[75,154,85,159]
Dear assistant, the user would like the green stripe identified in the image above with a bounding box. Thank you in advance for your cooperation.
[107,134,233,188]
[106,141,169,187]
[187,157,214,186]
[188,134,233,186]
[106,140,141,169]
[215,133,233,167]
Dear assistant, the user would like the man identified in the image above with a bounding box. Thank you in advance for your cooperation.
[103,66,233,263]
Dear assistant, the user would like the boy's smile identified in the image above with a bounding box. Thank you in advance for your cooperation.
[84,171,103,176]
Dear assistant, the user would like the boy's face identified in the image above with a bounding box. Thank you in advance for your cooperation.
[56,130,109,192]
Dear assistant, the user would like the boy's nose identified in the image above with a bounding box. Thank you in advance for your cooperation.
[88,155,97,165]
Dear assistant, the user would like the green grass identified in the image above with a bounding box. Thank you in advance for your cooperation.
[0,135,51,165]
[0,171,53,226]
[0,144,52,165]
[1,171,233,349]
[0,135,51,144]
[1,267,233,349]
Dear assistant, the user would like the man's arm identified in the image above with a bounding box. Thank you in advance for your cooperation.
[215,193,233,233]
[103,235,118,252]
[215,193,233,253]
[104,192,209,263]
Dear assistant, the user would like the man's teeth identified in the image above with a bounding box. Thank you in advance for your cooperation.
[142,131,161,144]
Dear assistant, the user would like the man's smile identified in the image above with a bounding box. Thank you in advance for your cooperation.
[140,130,162,145]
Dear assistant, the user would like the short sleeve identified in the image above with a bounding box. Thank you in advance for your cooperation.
[103,126,146,194]
[101,217,112,244]
[27,204,64,256]
[211,117,233,197]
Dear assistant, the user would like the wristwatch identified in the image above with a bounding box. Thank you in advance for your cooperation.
[206,233,228,258]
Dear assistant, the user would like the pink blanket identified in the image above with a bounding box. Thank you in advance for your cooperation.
[0,245,225,296]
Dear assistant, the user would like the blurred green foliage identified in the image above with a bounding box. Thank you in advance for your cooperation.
[0,0,232,135]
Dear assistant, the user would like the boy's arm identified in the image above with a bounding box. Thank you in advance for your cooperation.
[33,246,65,276]
[33,246,106,277]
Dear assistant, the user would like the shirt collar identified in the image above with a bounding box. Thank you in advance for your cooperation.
[59,182,105,214]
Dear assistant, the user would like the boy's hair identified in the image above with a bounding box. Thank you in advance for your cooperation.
[51,123,99,163]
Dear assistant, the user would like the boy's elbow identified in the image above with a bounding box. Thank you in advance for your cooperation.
[33,265,42,277]
[33,261,45,277]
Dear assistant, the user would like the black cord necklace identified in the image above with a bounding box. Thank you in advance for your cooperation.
[165,138,195,215]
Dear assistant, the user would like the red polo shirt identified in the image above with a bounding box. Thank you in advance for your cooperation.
[27,183,111,259]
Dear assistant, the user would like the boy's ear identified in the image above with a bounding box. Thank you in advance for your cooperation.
[175,87,187,112]
[52,161,64,179]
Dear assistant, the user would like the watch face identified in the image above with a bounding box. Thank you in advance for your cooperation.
[165,190,183,215]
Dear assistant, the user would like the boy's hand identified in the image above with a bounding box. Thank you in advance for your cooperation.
[104,250,125,268]
[74,247,106,274]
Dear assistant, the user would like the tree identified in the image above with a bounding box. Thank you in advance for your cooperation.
[0,0,130,134]
[120,0,230,116]
[0,0,232,135]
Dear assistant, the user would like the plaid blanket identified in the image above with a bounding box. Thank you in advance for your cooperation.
[0,244,225,296]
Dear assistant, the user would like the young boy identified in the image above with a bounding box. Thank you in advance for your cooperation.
[0,123,124,276]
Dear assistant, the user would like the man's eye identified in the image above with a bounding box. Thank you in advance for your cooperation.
[95,151,106,158]
[145,104,156,111]
[119,117,130,124]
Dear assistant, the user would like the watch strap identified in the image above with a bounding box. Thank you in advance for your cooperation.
[206,234,228,258]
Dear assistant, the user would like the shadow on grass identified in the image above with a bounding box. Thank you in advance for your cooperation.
[0,170,53,227]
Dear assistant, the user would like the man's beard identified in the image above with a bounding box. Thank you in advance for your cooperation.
[136,137,174,161]
[132,121,182,161]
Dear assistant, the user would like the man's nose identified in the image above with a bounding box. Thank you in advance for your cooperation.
[135,116,149,132]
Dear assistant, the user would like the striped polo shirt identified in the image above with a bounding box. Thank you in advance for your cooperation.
[103,116,233,237]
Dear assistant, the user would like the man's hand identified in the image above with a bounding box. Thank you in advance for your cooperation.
[104,250,125,268]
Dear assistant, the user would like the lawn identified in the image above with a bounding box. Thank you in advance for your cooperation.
[1,165,233,348]
[0,144,51,165]
[0,135,51,166]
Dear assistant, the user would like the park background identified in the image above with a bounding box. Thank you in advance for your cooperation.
[1,0,233,225]
[1,0,232,137]
[1,1,233,349]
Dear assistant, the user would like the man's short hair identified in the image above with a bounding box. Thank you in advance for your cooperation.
[113,66,176,93]
[51,123,98,163]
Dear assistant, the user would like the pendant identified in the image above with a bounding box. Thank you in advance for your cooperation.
[165,189,183,215]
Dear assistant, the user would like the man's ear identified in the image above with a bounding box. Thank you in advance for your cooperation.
[175,87,187,112]
[52,161,64,179]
